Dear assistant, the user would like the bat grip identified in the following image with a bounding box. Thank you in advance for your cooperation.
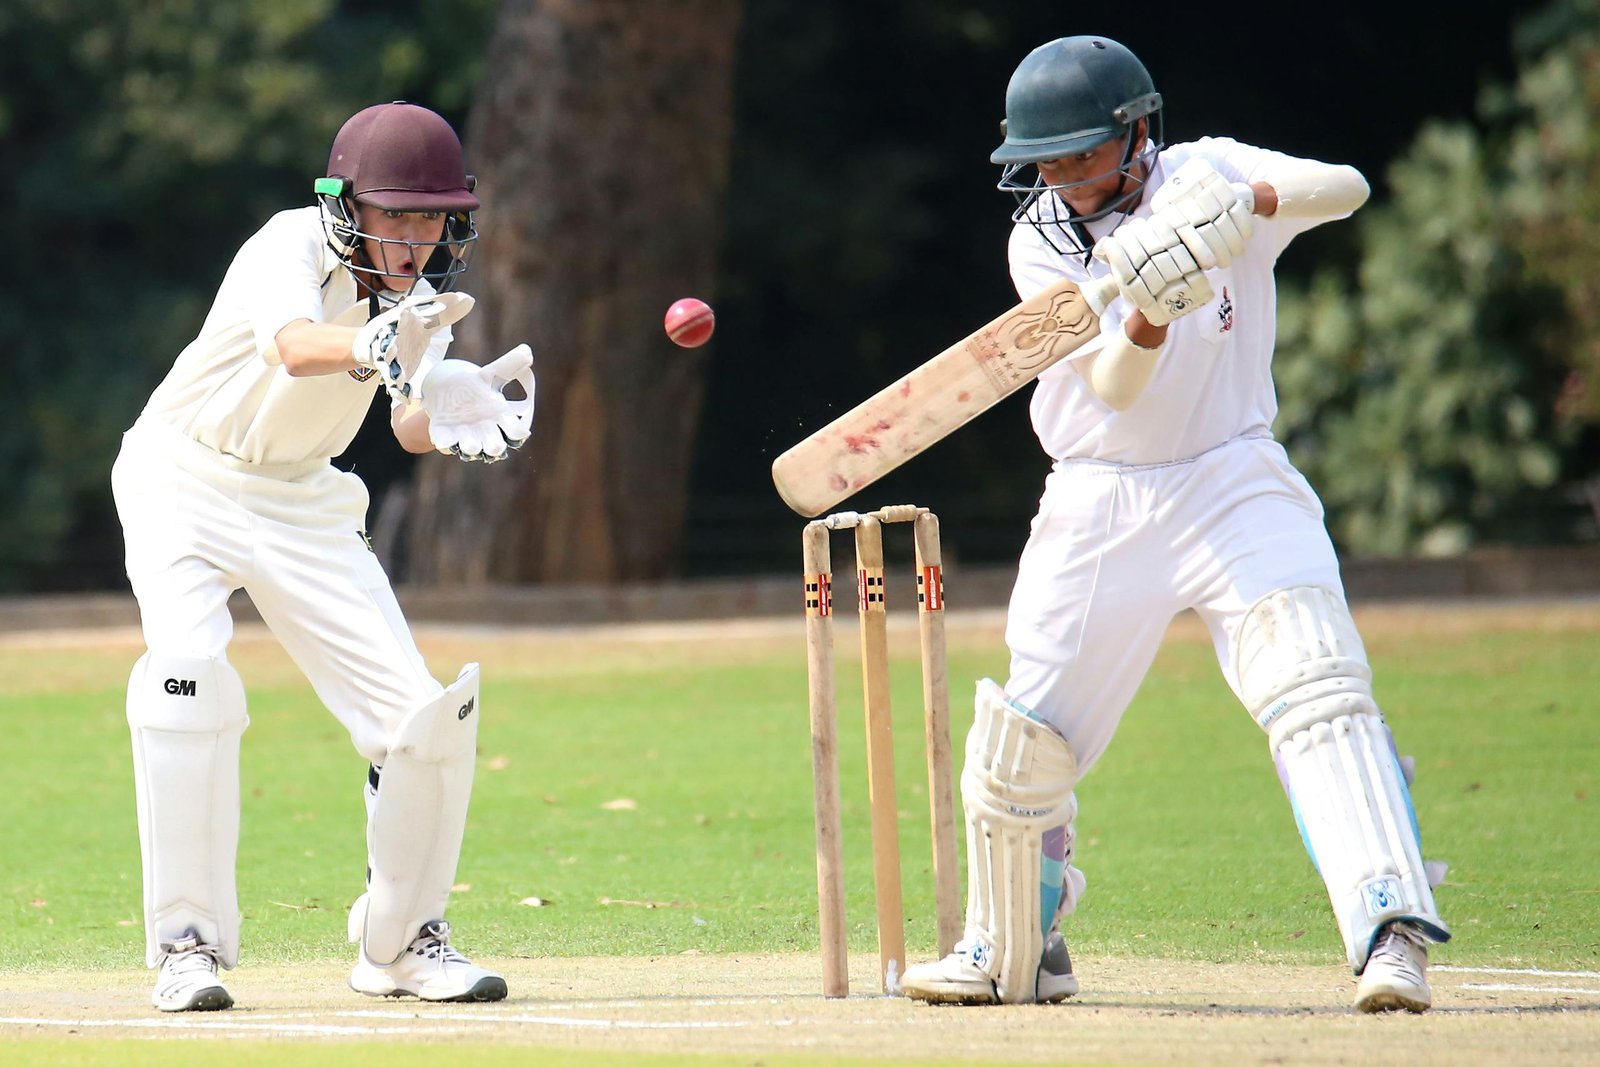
[1082,274,1120,316]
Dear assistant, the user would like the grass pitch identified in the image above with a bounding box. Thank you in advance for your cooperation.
[1,600,1598,1064]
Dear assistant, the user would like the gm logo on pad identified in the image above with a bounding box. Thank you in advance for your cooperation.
[164,678,197,696]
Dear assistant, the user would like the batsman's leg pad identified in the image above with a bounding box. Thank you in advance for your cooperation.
[959,679,1078,1003]
[359,663,481,966]
[127,653,248,969]
[1237,587,1450,972]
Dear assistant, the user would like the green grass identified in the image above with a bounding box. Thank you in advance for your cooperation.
[2,610,1597,974]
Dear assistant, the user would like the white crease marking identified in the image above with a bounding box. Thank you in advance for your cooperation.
[1435,966,1600,979]
[1460,984,1600,996]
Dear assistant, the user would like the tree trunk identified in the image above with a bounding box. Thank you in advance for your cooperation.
[405,0,741,584]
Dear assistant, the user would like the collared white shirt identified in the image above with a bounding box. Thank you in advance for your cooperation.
[138,206,448,466]
[1008,137,1345,466]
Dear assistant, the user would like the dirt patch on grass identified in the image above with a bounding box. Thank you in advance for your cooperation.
[2,953,1596,1064]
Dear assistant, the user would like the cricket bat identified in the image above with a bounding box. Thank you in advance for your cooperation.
[772,274,1120,517]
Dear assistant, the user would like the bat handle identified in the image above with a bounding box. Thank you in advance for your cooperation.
[1082,274,1120,316]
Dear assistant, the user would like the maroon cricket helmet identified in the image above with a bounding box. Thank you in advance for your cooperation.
[326,102,479,212]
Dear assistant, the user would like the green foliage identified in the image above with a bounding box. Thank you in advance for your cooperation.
[1497,0,1600,421]
[1275,0,1600,555]
[0,0,496,590]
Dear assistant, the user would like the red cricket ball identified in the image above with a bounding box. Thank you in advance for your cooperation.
[664,298,715,348]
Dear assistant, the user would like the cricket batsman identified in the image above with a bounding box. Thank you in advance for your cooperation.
[899,37,1450,1012]
[111,102,532,1011]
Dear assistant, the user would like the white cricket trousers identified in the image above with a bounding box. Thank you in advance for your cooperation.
[111,420,441,762]
[1005,434,1348,769]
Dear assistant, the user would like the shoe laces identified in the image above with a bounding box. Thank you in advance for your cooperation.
[160,933,222,976]
[409,920,470,966]
[1371,922,1427,979]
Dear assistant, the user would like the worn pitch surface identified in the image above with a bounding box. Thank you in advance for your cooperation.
[3,953,1599,1064]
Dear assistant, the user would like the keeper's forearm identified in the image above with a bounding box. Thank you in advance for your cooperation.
[271,319,364,377]
[391,403,435,454]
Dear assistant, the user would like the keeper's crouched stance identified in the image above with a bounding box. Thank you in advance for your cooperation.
[114,102,529,1012]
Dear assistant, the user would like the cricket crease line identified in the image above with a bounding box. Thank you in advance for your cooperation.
[0,1016,451,1036]
[334,1008,777,1030]
[1434,966,1600,979]
[1460,983,1600,996]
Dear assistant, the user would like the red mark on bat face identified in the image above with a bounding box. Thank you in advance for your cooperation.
[899,382,913,398]
[957,391,970,403]
[829,474,848,491]
[844,434,880,454]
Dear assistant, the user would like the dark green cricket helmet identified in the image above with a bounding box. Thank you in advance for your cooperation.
[993,36,1165,256]
[992,36,1162,165]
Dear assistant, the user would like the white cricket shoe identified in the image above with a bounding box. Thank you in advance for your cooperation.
[901,943,998,1005]
[350,919,508,1002]
[151,932,233,1012]
[902,931,1079,1005]
[1355,921,1432,1014]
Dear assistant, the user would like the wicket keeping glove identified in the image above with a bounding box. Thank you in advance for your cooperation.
[352,291,476,400]
[420,345,535,463]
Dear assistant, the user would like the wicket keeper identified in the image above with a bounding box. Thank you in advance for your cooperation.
[112,102,532,1011]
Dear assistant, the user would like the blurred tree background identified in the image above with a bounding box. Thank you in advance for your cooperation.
[0,0,1594,592]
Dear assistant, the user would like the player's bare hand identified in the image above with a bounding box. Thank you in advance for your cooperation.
[420,345,535,462]
[1093,217,1215,327]
[1150,158,1255,269]
[353,291,476,399]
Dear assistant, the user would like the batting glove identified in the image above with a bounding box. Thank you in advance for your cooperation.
[1149,157,1256,270]
[1093,216,1215,328]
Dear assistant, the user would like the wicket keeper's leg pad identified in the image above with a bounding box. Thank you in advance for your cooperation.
[357,663,481,966]
[127,653,249,968]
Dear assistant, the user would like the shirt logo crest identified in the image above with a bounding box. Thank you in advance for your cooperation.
[349,367,378,382]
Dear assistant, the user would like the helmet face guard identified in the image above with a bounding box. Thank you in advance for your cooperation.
[316,179,479,296]
[991,37,1164,260]
[318,102,481,298]
[997,116,1162,259]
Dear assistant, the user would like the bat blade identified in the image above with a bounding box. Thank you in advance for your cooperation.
[772,274,1117,517]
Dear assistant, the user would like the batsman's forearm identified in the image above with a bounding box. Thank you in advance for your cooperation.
[270,319,364,377]
[1254,161,1368,219]
[1084,324,1165,411]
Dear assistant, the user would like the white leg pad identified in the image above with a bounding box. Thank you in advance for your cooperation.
[127,653,248,969]
[1238,587,1450,972]
[958,679,1078,1003]
[358,663,481,966]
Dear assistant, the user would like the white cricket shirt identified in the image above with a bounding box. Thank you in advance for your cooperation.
[137,206,448,466]
[1009,137,1345,466]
